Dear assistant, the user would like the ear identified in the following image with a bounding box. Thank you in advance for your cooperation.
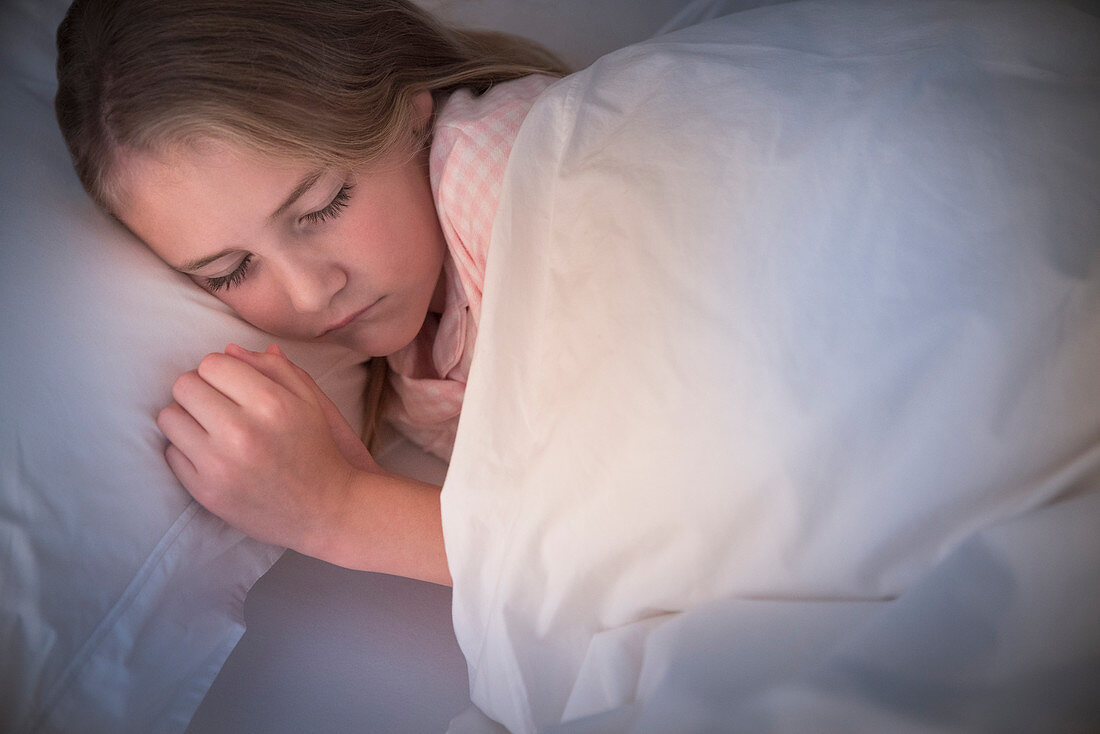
[411,90,434,133]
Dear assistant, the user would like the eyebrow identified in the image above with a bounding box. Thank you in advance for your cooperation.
[177,249,239,274]
[175,169,324,273]
[269,169,324,221]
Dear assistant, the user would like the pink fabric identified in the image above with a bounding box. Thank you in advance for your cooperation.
[385,75,555,459]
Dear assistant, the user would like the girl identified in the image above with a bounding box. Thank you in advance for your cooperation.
[54,0,567,586]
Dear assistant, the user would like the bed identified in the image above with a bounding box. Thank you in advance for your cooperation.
[3,1,1099,733]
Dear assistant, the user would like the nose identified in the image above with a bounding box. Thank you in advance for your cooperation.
[278,253,346,313]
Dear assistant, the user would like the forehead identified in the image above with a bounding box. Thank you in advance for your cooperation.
[113,140,312,264]
[116,139,308,210]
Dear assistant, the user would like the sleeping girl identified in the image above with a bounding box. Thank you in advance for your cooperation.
[54,0,568,587]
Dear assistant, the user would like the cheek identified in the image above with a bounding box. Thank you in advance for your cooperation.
[335,214,409,280]
[206,284,295,334]
[344,170,443,272]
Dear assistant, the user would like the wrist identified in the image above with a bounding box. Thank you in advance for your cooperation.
[296,463,364,563]
[292,468,451,586]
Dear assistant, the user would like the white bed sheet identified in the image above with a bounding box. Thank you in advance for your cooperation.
[1,1,364,731]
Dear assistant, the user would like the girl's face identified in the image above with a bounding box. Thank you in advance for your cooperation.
[114,94,446,358]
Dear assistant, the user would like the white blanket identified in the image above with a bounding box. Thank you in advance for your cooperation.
[441,2,1100,731]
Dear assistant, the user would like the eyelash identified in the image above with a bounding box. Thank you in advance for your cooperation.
[300,183,354,226]
[204,254,253,292]
[202,183,354,292]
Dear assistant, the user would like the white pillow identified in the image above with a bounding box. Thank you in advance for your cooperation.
[0,1,367,731]
[441,2,1100,731]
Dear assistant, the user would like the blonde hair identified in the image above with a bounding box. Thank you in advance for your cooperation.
[56,0,567,209]
[55,0,567,447]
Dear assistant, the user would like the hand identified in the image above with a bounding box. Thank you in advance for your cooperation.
[240,344,382,475]
[156,343,377,550]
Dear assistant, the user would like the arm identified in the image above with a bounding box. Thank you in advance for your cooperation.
[307,468,450,587]
[156,343,451,586]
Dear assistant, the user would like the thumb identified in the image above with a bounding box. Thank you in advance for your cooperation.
[258,343,380,473]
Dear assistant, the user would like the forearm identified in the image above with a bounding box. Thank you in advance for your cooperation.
[302,469,452,587]
[156,345,451,584]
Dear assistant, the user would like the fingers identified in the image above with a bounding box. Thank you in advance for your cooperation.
[260,344,329,407]
[170,368,239,433]
[171,351,295,437]
[221,343,315,403]
[226,345,348,433]
[256,345,346,419]
[156,400,206,453]
[264,344,321,395]
[157,402,205,497]
[164,442,199,490]
[154,344,384,546]
[162,349,317,483]
[241,343,380,473]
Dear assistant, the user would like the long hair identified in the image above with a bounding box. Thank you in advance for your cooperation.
[55,0,567,448]
[56,0,567,210]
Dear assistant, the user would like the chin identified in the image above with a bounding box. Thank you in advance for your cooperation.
[344,328,419,359]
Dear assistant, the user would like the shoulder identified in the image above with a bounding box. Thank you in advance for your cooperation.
[429,75,558,188]
[433,74,559,145]
[428,75,559,306]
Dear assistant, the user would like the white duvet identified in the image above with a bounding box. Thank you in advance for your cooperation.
[441,2,1100,732]
[3,0,1099,732]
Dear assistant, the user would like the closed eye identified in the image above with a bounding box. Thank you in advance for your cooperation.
[203,254,254,292]
[301,183,354,226]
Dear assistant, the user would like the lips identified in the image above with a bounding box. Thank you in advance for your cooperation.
[320,299,378,337]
